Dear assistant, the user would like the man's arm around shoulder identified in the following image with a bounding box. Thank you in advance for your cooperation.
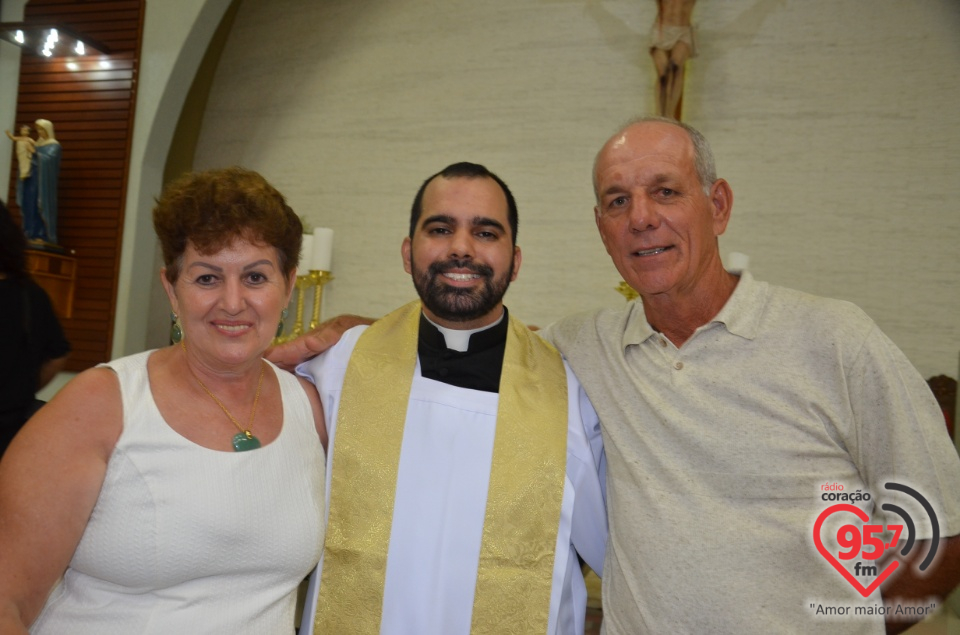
[266,314,373,371]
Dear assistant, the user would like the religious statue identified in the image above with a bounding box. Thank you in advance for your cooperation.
[650,0,697,119]
[12,119,62,245]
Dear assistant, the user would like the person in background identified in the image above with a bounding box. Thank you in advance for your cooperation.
[297,162,606,635]
[0,199,69,456]
[0,167,326,634]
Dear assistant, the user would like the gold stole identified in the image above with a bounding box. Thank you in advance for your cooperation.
[314,300,568,634]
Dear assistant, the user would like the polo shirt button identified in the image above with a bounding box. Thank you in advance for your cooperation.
[659,338,668,347]
[674,361,683,370]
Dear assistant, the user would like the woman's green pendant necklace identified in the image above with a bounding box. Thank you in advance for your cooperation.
[195,364,265,452]
[186,342,266,452]
[232,430,262,452]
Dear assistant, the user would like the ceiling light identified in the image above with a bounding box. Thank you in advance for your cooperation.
[0,22,109,57]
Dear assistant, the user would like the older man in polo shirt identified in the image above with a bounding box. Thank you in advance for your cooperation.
[541,117,960,634]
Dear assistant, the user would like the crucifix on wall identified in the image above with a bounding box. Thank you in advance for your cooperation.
[650,0,697,120]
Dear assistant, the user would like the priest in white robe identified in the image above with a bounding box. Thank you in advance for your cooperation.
[297,162,607,635]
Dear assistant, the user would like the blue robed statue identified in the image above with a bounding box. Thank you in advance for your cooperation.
[17,119,62,245]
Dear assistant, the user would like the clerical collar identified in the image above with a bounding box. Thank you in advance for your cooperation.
[422,310,505,352]
[417,308,509,393]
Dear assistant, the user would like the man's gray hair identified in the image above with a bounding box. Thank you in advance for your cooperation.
[593,116,717,199]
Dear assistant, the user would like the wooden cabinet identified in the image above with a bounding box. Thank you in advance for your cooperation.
[25,249,77,319]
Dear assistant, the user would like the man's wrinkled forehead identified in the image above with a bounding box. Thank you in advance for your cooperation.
[609,122,691,161]
[594,123,694,192]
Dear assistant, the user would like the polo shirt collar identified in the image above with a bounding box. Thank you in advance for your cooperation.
[622,299,654,349]
[620,270,764,350]
[710,270,764,340]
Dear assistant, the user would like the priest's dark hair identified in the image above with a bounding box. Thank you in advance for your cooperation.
[409,162,519,245]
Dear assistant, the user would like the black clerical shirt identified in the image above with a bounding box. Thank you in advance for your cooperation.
[416,309,508,394]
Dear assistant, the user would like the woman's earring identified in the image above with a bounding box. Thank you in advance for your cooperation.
[276,308,289,339]
[170,312,183,344]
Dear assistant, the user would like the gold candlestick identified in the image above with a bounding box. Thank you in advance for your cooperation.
[309,270,334,330]
[273,274,311,344]
[286,274,313,341]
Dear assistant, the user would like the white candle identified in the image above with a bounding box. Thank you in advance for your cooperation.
[312,227,334,271]
[299,234,314,274]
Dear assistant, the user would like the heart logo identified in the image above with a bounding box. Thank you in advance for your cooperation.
[813,504,899,597]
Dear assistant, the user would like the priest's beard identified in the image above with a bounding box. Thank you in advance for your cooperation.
[412,257,513,323]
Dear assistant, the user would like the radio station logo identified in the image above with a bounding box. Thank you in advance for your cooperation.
[813,482,939,597]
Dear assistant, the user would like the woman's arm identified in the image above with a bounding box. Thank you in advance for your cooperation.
[0,367,122,630]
